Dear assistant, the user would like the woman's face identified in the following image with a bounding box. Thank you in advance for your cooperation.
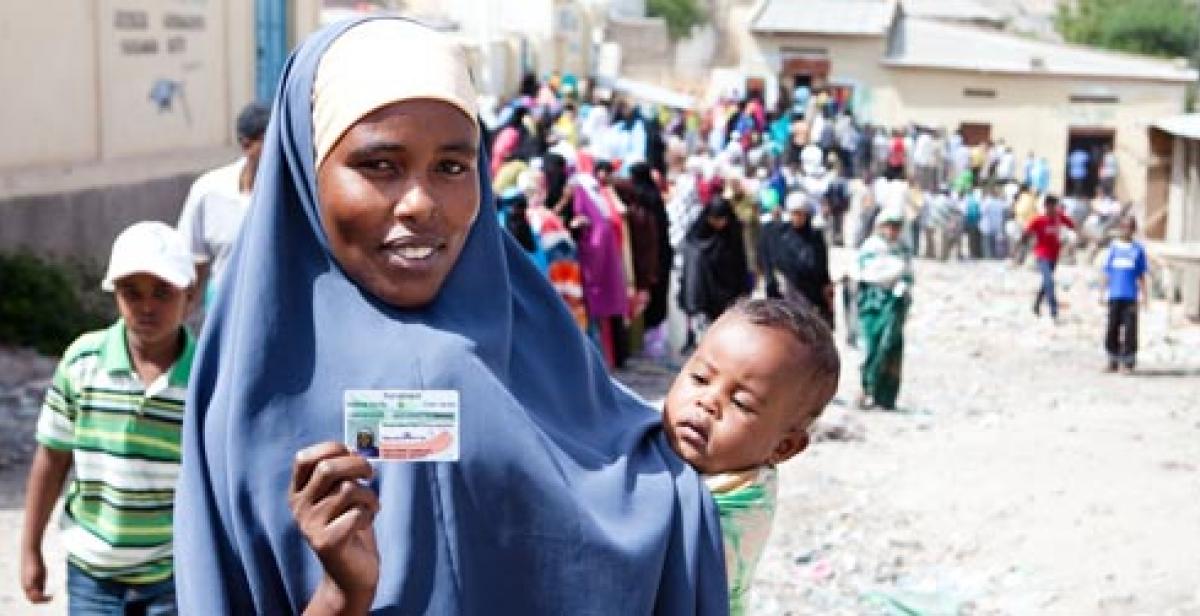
[707,214,729,230]
[318,100,480,308]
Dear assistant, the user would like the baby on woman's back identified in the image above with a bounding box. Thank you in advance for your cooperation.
[662,298,840,613]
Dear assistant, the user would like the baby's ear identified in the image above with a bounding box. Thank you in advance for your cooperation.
[769,427,809,466]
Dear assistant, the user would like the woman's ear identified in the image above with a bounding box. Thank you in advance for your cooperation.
[768,427,810,466]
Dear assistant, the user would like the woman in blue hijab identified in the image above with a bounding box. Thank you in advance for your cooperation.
[174,18,726,615]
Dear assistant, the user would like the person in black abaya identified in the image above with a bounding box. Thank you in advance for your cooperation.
[762,192,835,326]
[679,196,750,348]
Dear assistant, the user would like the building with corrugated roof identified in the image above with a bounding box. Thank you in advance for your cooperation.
[728,0,1195,214]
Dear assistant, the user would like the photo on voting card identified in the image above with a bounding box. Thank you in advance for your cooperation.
[343,390,460,462]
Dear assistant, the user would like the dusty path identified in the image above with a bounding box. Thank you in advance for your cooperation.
[624,253,1200,615]
[1,253,1197,615]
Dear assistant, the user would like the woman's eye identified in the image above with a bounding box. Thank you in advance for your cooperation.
[357,160,398,175]
[437,160,469,175]
[689,373,708,385]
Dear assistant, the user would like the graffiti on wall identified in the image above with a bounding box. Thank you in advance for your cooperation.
[111,4,208,123]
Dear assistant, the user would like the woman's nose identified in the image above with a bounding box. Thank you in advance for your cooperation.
[393,180,437,223]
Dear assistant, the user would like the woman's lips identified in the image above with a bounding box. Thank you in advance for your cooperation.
[380,236,446,270]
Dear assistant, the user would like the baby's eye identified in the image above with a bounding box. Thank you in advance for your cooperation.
[732,397,757,415]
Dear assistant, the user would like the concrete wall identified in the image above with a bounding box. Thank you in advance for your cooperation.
[0,2,100,169]
[743,33,894,117]
[0,0,319,266]
[1166,138,1200,244]
[883,68,1188,208]
[608,16,672,82]
[422,0,589,94]
[712,0,764,66]
[0,0,248,169]
[0,171,220,266]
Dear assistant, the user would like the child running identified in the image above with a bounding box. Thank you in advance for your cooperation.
[20,221,196,612]
[662,298,841,614]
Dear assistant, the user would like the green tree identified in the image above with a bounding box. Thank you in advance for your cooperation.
[648,0,707,40]
[1056,0,1199,59]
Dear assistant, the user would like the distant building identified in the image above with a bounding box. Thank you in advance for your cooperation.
[730,0,1194,212]
[1147,116,1200,320]
[377,0,595,97]
[0,0,320,264]
[900,0,1006,29]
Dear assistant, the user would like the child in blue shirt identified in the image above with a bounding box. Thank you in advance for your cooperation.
[1102,216,1148,373]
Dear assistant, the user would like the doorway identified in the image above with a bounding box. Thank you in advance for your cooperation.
[958,122,992,146]
[1066,127,1115,199]
[745,77,765,102]
[255,0,289,103]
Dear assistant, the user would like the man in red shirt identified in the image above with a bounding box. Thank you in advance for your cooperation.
[1019,194,1075,320]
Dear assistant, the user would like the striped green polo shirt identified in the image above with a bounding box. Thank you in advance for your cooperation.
[36,320,194,584]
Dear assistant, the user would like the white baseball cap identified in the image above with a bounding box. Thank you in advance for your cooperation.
[786,191,815,213]
[101,221,196,291]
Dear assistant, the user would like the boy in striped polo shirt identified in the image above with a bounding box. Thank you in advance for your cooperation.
[20,221,196,614]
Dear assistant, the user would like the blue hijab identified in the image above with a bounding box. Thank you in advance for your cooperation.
[174,18,727,614]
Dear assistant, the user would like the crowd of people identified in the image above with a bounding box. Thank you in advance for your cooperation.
[162,61,1141,394]
[474,73,1145,398]
[17,17,1154,615]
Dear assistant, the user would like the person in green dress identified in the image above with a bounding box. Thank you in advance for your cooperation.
[855,205,914,410]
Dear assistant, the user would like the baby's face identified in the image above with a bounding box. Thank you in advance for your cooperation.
[663,318,817,475]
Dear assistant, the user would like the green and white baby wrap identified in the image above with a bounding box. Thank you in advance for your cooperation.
[706,467,778,615]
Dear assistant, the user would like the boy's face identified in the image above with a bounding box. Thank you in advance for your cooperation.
[1117,219,1135,240]
[663,317,824,475]
[113,273,190,348]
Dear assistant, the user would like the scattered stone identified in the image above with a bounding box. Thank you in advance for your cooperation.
[1162,460,1197,473]
[810,407,867,443]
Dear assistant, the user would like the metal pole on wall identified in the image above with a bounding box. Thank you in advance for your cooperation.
[1194,0,1200,111]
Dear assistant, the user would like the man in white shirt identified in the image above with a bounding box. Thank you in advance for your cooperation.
[994,145,1016,185]
[176,102,270,319]
[912,131,935,190]
[1099,147,1118,198]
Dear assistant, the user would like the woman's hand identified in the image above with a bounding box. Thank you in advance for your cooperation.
[290,442,380,615]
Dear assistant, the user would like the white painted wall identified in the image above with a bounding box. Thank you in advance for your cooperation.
[0,0,319,179]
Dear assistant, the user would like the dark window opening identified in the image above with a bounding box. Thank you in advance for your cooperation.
[1070,94,1119,104]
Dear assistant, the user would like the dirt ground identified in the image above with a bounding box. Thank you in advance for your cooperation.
[627,251,1200,615]
[1,252,1197,614]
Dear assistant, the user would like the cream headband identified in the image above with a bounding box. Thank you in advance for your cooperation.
[312,20,479,167]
